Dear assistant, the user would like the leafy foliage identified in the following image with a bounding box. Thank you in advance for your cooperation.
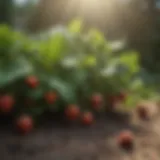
[0,21,158,124]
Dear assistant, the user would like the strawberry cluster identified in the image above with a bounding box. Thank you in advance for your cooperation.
[0,80,128,135]
[0,23,157,137]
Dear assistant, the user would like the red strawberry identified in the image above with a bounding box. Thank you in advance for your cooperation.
[0,95,15,113]
[91,93,103,110]
[44,91,57,104]
[81,112,94,126]
[117,130,134,150]
[65,104,80,121]
[15,115,34,134]
[25,76,39,88]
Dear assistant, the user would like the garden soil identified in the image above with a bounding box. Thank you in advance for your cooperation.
[0,111,160,160]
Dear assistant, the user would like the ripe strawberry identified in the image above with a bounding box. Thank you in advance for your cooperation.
[81,112,94,126]
[25,76,39,88]
[117,130,134,150]
[91,93,103,110]
[15,115,34,134]
[44,91,57,104]
[0,95,15,113]
[65,104,80,120]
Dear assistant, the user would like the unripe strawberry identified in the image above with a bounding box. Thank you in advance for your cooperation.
[0,95,15,113]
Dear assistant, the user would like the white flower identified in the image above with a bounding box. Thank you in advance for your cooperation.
[61,57,79,68]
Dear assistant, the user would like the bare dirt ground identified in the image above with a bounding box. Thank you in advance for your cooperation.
[0,111,160,160]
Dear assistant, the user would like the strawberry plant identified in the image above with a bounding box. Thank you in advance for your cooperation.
[0,20,159,134]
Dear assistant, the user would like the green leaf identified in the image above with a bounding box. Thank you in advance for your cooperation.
[39,32,68,67]
[129,78,144,91]
[82,55,97,67]
[48,78,76,103]
[124,95,140,109]
[119,51,140,73]
[68,19,83,34]
[87,29,105,47]
[71,69,87,86]
[0,57,33,87]
[27,88,44,99]
[0,25,15,54]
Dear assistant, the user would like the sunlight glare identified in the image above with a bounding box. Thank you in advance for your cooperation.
[67,0,113,24]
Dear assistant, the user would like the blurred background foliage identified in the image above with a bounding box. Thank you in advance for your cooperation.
[0,0,160,72]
